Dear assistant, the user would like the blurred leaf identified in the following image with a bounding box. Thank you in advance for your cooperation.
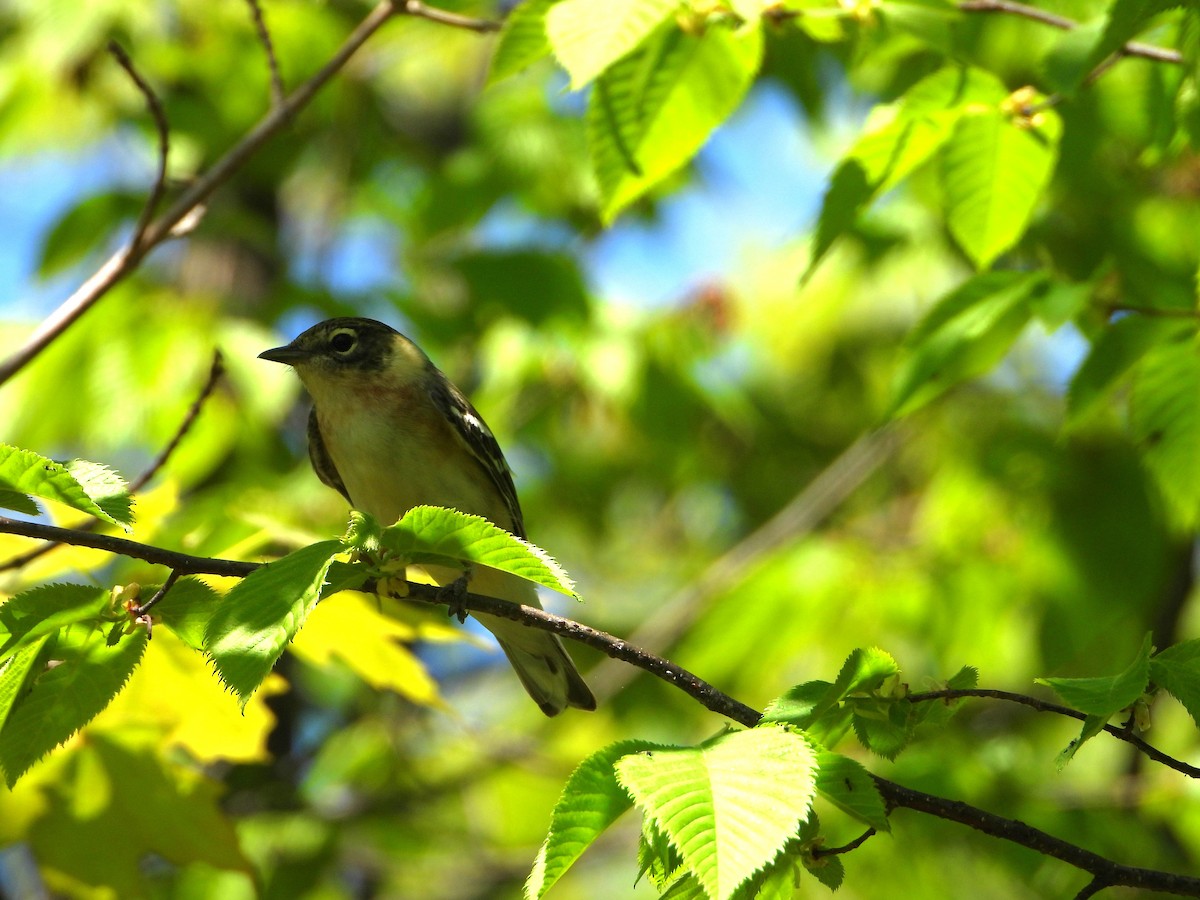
[1067,317,1190,427]
[877,0,959,53]
[940,101,1062,269]
[889,271,1045,417]
[527,739,663,899]
[204,540,344,706]
[37,190,143,277]
[0,446,134,530]
[489,0,560,84]
[615,726,817,900]
[0,625,147,787]
[1085,0,1186,76]
[0,583,110,663]
[0,490,39,516]
[587,19,762,221]
[546,0,680,89]
[1129,338,1200,527]
[380,506,579,598]
[449,248,590,325]
[28,734,249,895]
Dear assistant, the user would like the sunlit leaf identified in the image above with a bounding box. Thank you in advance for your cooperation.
[0,445,134,530]
[0,583,110,663]
[489,0,560,84]
[615,726,817,900]
[546,0,680,89]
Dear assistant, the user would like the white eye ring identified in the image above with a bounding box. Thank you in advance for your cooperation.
[330,330,357,354]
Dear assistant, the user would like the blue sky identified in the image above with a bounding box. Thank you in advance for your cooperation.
[0,81,832,320]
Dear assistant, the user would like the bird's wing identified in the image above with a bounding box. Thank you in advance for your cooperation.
[307,406,351,503]
[429,376,525,538]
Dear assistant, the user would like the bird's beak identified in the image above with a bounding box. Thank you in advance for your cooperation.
[259,344,310,365]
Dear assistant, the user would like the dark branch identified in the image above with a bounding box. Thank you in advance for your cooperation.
[908,688,1200,779]
[5,520,1200,894]
[244,0,286,106]
[398,0,501,32]
[812,828,876,858]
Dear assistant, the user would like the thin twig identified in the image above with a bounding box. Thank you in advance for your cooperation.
[812,828,876,858]
[132,568,182,616]
[957,0,1182,66]
[399,0,501,32]
[907,688,1200,779]
[106,41,170,255]
[0,350,225,573]
[0,0,407,388]
[244,0,286,106]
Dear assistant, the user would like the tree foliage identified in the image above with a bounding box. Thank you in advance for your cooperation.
[2,0,1200,897]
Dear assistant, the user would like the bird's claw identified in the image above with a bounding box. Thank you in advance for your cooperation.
[437,573,471,623]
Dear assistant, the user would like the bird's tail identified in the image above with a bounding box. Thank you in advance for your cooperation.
[478,612,596,715]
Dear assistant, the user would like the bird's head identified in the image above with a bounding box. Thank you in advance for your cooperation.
[260,317,430,403]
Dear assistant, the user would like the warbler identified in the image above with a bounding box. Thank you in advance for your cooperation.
[260,317,595,716]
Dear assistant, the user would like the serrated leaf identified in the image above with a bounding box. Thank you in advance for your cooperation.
[204,540,344,706]
[0,583,110,663]
[762,680,855,748]
[1055,713,1108,769]
[0,490,39,516]
[805,648,901,726]
[1129,339,1200,527]
[0,445,134,530]
[615,726,817,900]
[850,699,912,760]
[0,626,147,786]
[889,271,1044,417]
[801,850,843,892]
[814,750,889,832]
[940,100,1061,269]
[1067,317,1190,426]
[546,0,680,89]
[1038,632,1152,717]
[947,665,979,690]
[0,636,49,735]
[489,0,560,84]
[381,506,578,599]
[588,19,762,221]
[1149,639,1200,727]
[527,739,665,899]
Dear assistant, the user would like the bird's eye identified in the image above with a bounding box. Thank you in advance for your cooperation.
[330,331,356,354]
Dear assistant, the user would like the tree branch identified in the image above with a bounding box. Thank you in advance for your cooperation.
[907,688,1200,779]
[5,520,1200,894]
[0,0,496,388]
[244,0,286,107]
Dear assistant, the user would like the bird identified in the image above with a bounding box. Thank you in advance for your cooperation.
[259,317,595,716]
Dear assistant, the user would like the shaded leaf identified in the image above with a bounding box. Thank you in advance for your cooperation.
[0,583,110,663]
[814,750,889,832]
[204,540,344,706]
[489,0,560,84]
[1038,632,1152,717]
[1149,639,1200,727]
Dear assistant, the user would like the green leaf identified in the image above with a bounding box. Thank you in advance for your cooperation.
[637,816,685,892]
[587,19,762,221]
[615,726,817,900]
[155,578,223,652]
[850,698,913,759]
[762,680,855,748]
[380,506,578,599]
[528,740,665,899]
[0,636,49,736]
[814,750,889,832]
[0,490,39,516]
[889,271,1045,417]
[808,66,1005,277]
[546,0,681,89]
[0,445,134,530]
[807,647,901,725]
[1129,338,1200,527]
[877,0,960,53]
[0,583,110,663]
[1038,632,1153,717]
[0,626,147,787]
[1055,713,1108,769]
[1086,0,1185,75]
[204,540,344,705]
[489,0,560,84]
[1067,318,1190,426]
[940,101,1062,269]
[1149,639,1200,727]
[37,190,144,277]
